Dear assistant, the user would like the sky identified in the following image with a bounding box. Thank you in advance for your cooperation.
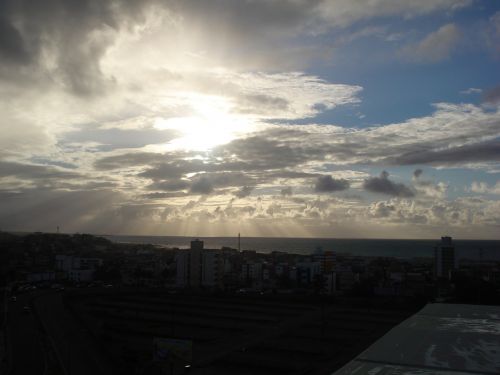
[0,0,499,239]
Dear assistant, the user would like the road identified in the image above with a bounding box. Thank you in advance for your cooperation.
[7,292,45,375]
[33,292,115,375]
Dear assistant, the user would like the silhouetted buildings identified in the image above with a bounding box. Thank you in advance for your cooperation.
[176,239,224,289]
[2,232,499,302]
[435,236,456,279]
[55,254,103,282]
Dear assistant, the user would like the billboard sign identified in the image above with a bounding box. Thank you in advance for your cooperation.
[153,337,193,362]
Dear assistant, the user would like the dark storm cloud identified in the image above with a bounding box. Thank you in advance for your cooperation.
[387,139,500,165]
[314,175,350,192]
[483,85,500,105]
[363,171,414,197]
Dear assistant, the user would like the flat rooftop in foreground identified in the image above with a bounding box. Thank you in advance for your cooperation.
[333,303,500,375]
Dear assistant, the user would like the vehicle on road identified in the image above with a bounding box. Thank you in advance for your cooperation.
[23,305,31,313]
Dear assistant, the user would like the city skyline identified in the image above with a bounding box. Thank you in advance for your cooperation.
[0,0,499,239]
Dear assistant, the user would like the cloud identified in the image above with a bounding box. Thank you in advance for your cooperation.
[0,14,30,65]
[386,139,500,166]
[0,188,126,233]
[363,171,414,197]
[94,152,166,170]
[234,186,254,198]
[400,23,461,63]
[0,161,79,181]
[64,126,179,151]
[0,0,155,95]
[316,0,471,28]
[314,175,350,192]
[148,179,190,192]
[460,88,482,95]
[0,0,473,94]
[370,201,395,218]
[470,181,500,195]
[1,0,499,239]
[482,11,500,58]
[281,187,293,196]
[482,85,500,105]
[189,177,213,195]
[188,172,253,195]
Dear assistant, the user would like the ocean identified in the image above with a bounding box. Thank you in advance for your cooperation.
[103,235,500,260]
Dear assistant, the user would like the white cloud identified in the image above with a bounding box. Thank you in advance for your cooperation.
[316,0,471,28]
[470,181,500,195]
[400,23,461,63]
[1,0,498,239]
[460,88,483,95]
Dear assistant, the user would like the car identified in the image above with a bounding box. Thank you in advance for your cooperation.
[11,296,17,302]
[23,306,31,313]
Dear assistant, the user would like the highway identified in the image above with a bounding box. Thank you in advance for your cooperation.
[6,289,115,375]
[7,292,45,375]
[33,292,115,375]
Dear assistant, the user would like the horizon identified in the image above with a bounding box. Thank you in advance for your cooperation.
[7,230,500,242]
[1,1,499,239]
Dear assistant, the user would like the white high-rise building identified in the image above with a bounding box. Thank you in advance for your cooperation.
[435,236,457,279]
[176,240,224,289]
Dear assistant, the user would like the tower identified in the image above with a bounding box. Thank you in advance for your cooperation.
[435,236,456,279]
[189,239,203,287]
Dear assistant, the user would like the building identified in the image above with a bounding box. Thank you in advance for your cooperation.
[201,250,224,288]
[241,262,263,281]
[67,269,95,282]
[435,236,456,279]
[189,239,203,287]
[176,240,224,289]
[313,247,336,273]
[26,271,56,283]
[323,272,336,295]
[55,255,103,272]
[295,261,322,286]
[55,255,103,282]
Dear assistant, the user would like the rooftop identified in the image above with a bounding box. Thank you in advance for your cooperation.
[333,303,500,375]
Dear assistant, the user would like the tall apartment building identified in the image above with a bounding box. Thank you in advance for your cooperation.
[176,240,224,289]
[313,247,336,273]
[435,236,456,279]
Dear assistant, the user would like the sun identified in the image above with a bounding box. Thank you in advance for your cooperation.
[154,92,254,152]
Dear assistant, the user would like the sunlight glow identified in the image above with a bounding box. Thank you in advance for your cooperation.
[154,93,254,151]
